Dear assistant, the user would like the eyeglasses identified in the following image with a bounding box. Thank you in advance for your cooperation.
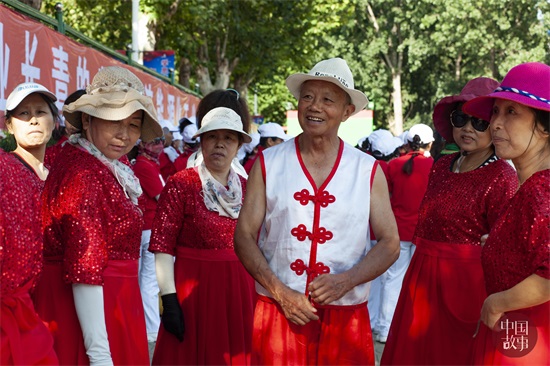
[450,110,490,132]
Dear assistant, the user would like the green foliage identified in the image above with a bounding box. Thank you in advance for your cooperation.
[0,133,16,152]
[39,0,549,130]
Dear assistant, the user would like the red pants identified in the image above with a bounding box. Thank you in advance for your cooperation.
[252,295,374,365]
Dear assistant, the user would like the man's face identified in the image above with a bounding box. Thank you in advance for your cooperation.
[297,80,355,138]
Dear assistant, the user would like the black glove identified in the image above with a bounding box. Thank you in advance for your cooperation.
[161,293,185,342]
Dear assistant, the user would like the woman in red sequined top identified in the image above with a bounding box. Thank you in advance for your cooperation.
[463,62,550,365]
[33,66,163,366]
[382,77,519,365]
[149,106,256,365]
[1,83,58,364]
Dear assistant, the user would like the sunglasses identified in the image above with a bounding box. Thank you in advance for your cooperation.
[151,136,166,144]
[450,110,490,132]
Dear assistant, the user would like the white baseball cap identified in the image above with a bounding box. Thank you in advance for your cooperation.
[408,124,434,144]
[194,107,252,143]
[368,129,397,156]
[258,122,289,141]
[6,82,57,112]
[182,123,199,144]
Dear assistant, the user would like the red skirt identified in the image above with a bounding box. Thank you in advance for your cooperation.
[252,295,374,365]
[471,302,549,365]
[33,259,149,365]
[382,238,486,365]
[152,247,256,365]
[1,283,58,365]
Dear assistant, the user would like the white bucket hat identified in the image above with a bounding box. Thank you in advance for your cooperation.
[194,107,252,143]
[63,66,162,142]
[6,82,57,112]
[285,58,369,116]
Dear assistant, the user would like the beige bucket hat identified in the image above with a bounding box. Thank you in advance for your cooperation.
[63,66,162,142]
[194,107,252,143]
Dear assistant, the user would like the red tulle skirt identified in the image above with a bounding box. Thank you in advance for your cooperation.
[152,247,256,365]
[1,283,58,365]
[252,295,374,365]
[471,302,549,365]
[33,259,149,365]
[382,238,486,365]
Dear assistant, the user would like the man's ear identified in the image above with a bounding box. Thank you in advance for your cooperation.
[341,103,356,122]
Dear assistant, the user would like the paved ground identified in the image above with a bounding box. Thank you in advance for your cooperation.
[148,341,155,364]
[374,339,386,366]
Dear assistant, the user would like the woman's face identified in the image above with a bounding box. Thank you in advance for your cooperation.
[82,110,143,160]
[451,104,492,154]
[7,93,55,150]
[490,99,544,161]
[200,129,240,173]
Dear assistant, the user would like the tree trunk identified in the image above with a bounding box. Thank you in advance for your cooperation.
[178,58,191,89]
[391,72,403,136]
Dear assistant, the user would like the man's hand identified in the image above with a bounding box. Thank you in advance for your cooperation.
[308,273,352,305]
[274,287,319,325]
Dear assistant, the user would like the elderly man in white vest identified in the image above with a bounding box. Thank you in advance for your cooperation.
[235,58,400,365]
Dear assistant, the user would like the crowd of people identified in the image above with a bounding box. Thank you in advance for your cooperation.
[0,58,548,366]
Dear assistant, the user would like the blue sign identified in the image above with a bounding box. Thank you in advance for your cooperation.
[143,51,175,77]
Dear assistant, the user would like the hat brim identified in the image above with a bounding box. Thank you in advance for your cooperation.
[63,90,162,143]
[7,90,57,112]
[463,91,550,123]
[433,93,481,143]
[193,125,252,144]
[285,73,369,116]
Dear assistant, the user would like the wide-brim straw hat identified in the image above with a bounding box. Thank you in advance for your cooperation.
[432,77,499,143]
[285,58,369,116]
[463,62,550,123]
[194,107,252,143]
[63,66,162,142]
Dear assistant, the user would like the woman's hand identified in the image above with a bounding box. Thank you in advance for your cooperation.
[480,234,489,247]
[480,293,504,330]
[160,293,185,341]
[308,273,352,305]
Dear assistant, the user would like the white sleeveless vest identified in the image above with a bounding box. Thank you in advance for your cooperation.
[257,137,376,305]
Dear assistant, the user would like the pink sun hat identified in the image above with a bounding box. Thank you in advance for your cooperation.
[432,77,499,142]
[463,62,550,122]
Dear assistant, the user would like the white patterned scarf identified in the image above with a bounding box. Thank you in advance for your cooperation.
[197,162,243,219]
[68,134,143,205]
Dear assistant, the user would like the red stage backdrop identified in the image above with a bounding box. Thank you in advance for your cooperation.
[0,4,200,130]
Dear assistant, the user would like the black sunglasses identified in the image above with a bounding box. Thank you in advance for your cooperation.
[450,110,490,132]
[152,136,166,144]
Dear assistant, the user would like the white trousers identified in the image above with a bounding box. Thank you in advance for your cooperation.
[138,230,160,342]
[368,240,415,341]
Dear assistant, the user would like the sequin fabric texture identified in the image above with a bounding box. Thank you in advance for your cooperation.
[482,169,550,295]
[150,168,246,254]
[0,151,44,294]
[414,153,518,245]
[41,144,143,285]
